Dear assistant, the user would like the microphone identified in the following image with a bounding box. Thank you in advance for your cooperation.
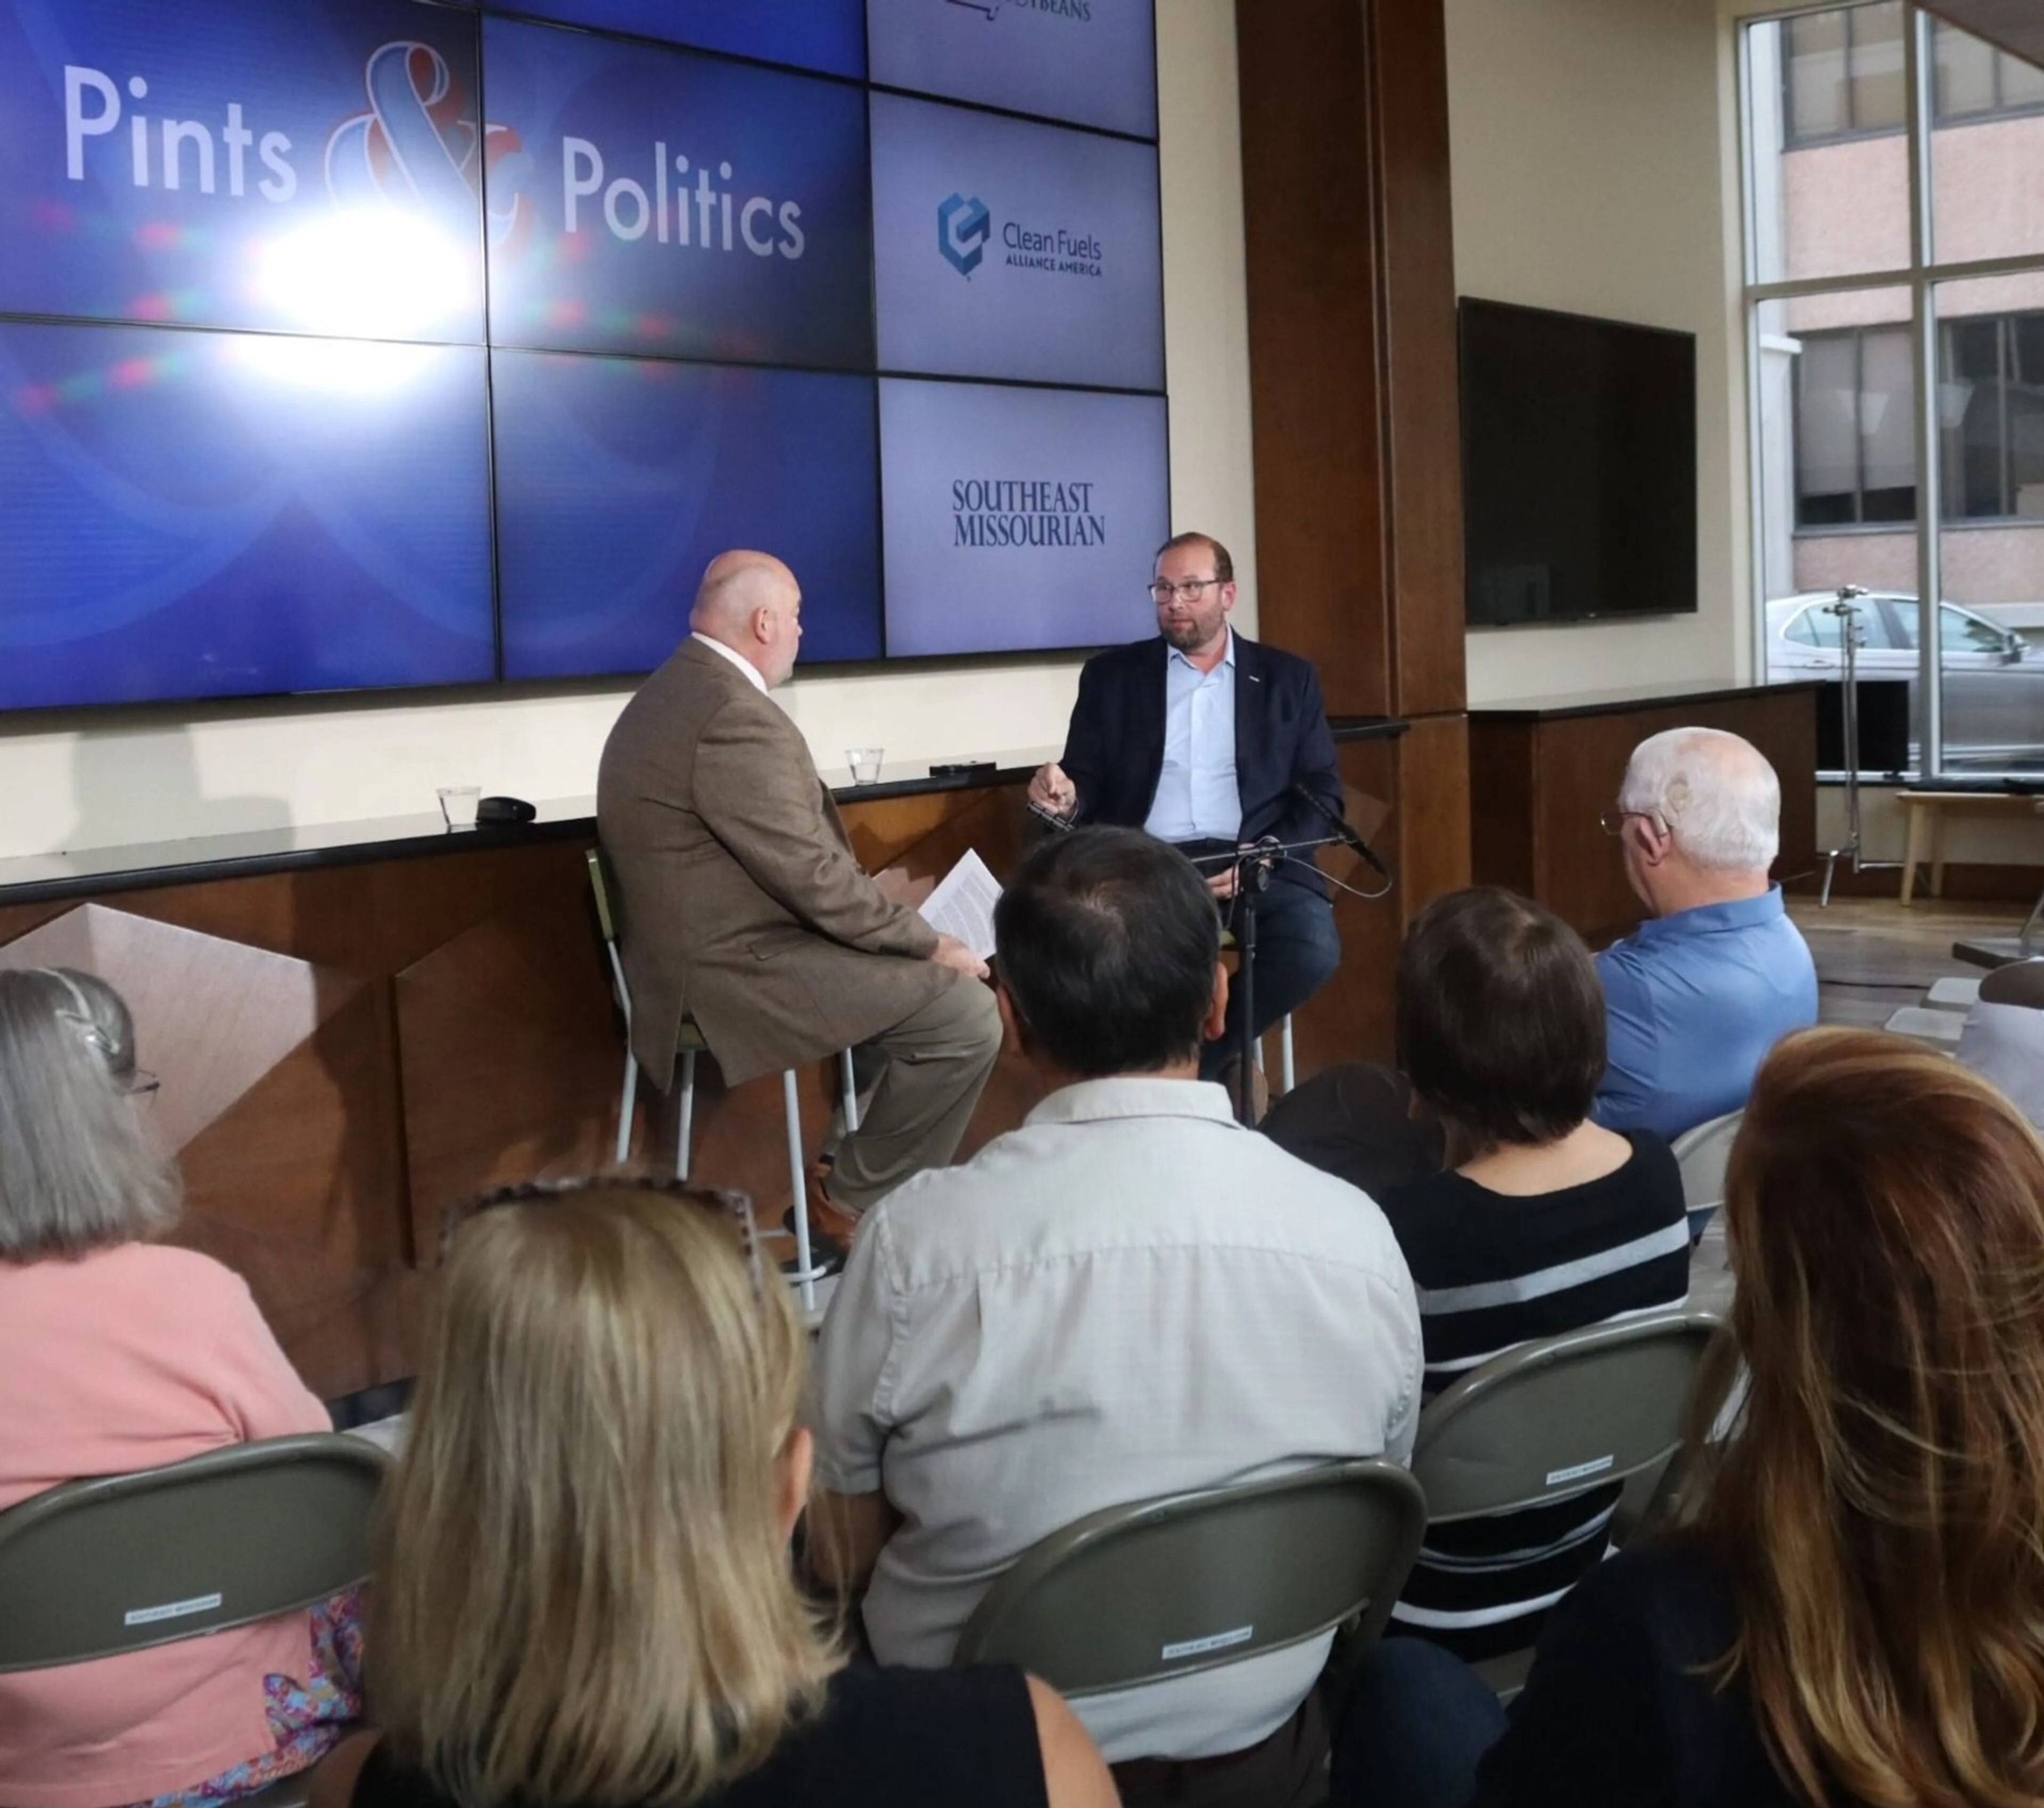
[1289,783,1390,879]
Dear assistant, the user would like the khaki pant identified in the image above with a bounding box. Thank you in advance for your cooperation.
[830,976,1002,1212]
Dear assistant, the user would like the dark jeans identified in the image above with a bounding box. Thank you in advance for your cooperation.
[1201,876,1342,1080]
[1330,1639,1508,1808]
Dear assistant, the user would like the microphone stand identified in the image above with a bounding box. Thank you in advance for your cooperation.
[1190,834,1357,1127]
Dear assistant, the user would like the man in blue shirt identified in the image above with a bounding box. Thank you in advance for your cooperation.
[1593,728,1818,1141]
[1027,532,1345,1084]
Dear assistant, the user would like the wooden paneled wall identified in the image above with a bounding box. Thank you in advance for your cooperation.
[0,785,1035,1401]
[1470,689,1822,946]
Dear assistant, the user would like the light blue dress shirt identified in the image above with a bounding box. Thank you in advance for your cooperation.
[1142,630,1241,842]
[1592,885,1818,1141]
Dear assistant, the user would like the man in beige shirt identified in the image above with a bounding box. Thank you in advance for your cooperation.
[596,552,998,1245]
[810,826,1421,1790]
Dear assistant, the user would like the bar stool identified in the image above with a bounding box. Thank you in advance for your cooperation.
[587,849,854,1315]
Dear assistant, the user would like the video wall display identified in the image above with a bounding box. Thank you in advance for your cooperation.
[0,0,1165,711]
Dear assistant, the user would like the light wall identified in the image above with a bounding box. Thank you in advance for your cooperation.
[1446,0,1748,705]
[0,0,1255,861]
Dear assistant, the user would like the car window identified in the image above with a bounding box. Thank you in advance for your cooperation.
[1941,604,2008,655]
[1784,604,1840,648]
[1867,600,1916,650]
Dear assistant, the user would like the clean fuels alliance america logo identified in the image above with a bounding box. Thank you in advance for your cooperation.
[936,192,1101,280]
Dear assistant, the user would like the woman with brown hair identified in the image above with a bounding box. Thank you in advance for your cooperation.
[1452,1025,2044,1805]
[316,1178,1115,1808]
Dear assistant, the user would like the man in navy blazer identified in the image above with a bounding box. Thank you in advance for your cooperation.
[1029,531,1343,1081]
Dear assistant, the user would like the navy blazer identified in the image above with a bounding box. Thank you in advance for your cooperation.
[1058,634,1344,894]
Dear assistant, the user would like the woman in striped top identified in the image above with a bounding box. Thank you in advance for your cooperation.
[1375,886,1691,1661]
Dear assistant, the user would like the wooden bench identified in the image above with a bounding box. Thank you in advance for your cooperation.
[1899,790,2044,902]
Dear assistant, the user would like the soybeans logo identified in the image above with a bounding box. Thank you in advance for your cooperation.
[937,191,990,276]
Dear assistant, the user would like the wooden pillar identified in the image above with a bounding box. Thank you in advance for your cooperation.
[1237,0,1471,1059]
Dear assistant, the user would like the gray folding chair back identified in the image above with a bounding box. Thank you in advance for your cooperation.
[1670,1109,1742,1240]
[953,1459,1425,1697]
[0,1433,388,1674]
[1412,1308,1722,1526]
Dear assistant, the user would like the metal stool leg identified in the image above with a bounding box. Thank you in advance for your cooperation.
[1280,1014,1296,1095]
[616,1050,638,1165]
[839,1047,861,1135]
[675,1049,697,1182]
[783,1069,817,1316]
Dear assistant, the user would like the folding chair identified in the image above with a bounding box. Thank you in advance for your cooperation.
[587,846,850,1313]
[954,1459,1426,1705]
[0,1433,390,1808]
[1409,1306,1724,1695]
[1670,1110,1742,1240]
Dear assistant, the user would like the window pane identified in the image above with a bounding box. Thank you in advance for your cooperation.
[2011,315,2044,519]
[1933,278,2044,775]
[1940,316,2007,520]
[1860,325,1918,521]
[1931,20,2044,264]
[2004,49,2044,111]
[1849,2,1908,133]
[1797,332,1862,525]
[1746,10,1911,284]
[1758,289,1921,778]
[1934,20,1998,119]
[1787,11,1850,141]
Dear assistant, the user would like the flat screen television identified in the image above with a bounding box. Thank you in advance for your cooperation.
[1459,298,1697,628]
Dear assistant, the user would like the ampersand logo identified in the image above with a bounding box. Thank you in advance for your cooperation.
[326,42,529,252]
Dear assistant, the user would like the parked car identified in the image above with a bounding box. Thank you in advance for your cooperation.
[1763,590,2044,772]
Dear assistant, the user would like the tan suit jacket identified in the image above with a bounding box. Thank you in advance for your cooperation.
[596,640,948,1091]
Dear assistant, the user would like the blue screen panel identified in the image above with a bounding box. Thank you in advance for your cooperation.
[0,322,494,710]
[868,0,1157,140]
[872,94,1164,392]
[482,18,873,369]
[0,0,486,341]
[494,350,882,679]
[480,0,865,79]
[879,377,1166,657]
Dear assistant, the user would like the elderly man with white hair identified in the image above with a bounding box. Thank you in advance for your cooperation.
[1592,727,1817,1139]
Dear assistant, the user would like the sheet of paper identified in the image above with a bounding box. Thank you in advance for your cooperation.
[917,848,1002,960]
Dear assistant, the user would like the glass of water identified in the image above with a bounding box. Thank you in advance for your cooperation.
[846,748,885,785]
[438,786,482,829]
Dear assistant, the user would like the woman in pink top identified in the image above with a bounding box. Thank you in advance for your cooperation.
[0,968,358,1808]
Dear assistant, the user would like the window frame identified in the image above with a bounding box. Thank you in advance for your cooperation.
[1743,1,2044,779]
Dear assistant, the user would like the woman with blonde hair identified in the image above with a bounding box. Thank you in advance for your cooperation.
[320,1178,1115,1808]
[1449,1025,2044,1806]
[0,967,353,1807]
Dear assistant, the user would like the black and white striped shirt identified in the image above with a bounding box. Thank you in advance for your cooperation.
[1376,1132,1691,1660]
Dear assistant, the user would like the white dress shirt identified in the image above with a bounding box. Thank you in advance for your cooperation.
[1143,630,1242,843]
[690,630,768,694]
[811,1076,1422,1763]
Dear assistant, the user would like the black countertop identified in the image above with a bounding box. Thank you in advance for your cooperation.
[0,718,1409,906]
[1468,678,1822,721]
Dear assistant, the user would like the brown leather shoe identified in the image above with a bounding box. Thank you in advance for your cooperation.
[805,1163,864,1245]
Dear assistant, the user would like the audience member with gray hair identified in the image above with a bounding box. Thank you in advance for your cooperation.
[0,967,357,1806]
[1593,729,1817,1139]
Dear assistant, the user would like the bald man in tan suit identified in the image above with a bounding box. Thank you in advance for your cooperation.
[597,553,1000,1250]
